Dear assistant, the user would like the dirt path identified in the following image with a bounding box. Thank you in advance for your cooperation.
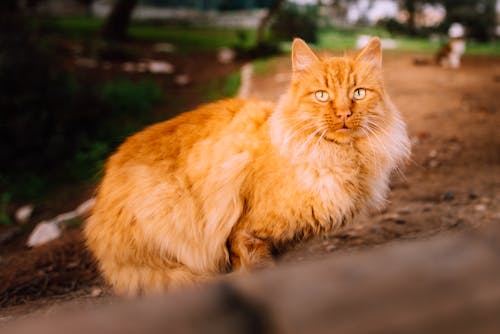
[1,52,499,321]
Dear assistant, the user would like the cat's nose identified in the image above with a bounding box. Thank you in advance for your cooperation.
[336,109,352,121]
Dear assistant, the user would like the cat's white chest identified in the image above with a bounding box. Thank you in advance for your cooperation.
[295,162,361,223]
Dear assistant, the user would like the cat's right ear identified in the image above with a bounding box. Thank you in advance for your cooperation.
[292,38,319,73]
[354,37,382,69]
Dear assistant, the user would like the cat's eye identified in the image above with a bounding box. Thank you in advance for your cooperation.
[314,90,330,102]
[353,88,366,100]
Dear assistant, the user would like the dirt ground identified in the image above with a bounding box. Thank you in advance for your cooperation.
[0,52,499,322]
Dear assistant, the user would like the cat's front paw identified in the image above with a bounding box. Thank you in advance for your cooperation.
[229,231,275,272]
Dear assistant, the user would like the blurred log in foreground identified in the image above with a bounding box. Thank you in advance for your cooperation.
[6,224,500,334]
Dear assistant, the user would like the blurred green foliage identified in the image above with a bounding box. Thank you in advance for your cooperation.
[202,72,241,101]
[0,13,164,200]
[100,79,163,115]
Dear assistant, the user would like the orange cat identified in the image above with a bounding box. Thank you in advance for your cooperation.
[84,37,410,296]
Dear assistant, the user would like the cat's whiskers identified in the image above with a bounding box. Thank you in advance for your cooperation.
[280,116,323,152]
[363,124,407,178]
[362,124,394,165]
[292,127,326,161]
[359,127,384,171]
[367,116,412,160]
[312,129,329,156]
[282,122,319,153]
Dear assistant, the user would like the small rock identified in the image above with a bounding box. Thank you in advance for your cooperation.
[325,244,336,252]
[428,159,440,168]
[474,204,487,212]
[442,191,455,201]
[15,204,34,224]
[428,149,438,158]
[148,60,174,74]
[90,287,103,297]
[217,47,235,64]
[27,222,62,247]
[468,193,478,200]
[174,74,190,86]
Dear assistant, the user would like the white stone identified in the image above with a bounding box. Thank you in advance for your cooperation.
[217,47,236,64]
[54,211,79,223]
[15,205,34,224]
[27,222,62,247]
[90,287,103,297]
[148,61,174,74]
[237,63,253,98]
[356,35,397,50]
[474,204,487,212]
[429,159,440,168]
[174,74,190,86]
[76,198,96,216]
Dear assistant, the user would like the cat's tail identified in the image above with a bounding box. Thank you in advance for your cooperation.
[100,262,212,297]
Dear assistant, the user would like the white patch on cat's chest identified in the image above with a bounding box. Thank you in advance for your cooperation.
[295,162,359,222]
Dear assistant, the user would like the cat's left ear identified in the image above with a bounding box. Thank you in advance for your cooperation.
[354,37,382,68]
[292,38,319,72]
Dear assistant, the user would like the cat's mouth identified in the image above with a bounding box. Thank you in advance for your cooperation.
[322,123,357,143]
[335,124,352,133]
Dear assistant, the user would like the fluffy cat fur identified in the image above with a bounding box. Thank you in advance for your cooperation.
[84,37,410,296]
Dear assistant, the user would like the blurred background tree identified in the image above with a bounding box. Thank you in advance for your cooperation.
[439,0,496,42]
[390,0,497,40]
[269,1,318,43]
[101,0,138,40]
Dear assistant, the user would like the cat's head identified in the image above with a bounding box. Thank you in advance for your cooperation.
[278,37,388,146]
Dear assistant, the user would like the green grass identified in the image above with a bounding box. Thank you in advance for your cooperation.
[316,27,500,56]
[45,16,102,39]
[464,41,500,56]
[46,17,255,52]
[252,58,273,75]
[202,72,241,101]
